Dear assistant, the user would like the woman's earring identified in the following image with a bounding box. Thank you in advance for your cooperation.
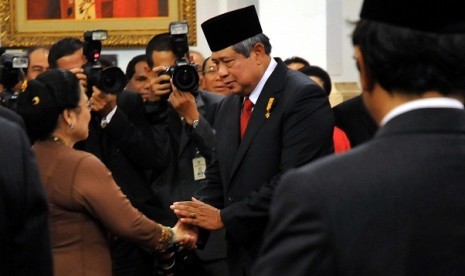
[69,123,75,130]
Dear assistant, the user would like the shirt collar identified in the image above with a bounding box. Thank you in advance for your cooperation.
[381,97,464,126]
[247,58,278,105]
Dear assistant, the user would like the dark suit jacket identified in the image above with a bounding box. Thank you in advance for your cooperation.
[254,107,465,276]
[82,89,169,217]
[333,95,378,147]
[147,90,226,263]
[0,105,25,129]
[0,117,53,275]
[196,59,334,276]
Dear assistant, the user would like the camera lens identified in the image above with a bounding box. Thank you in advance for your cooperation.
[98,67,127,94]
[172,64,199,92]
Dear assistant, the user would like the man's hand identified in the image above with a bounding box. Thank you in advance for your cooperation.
[170,198,224,231]
[148,66,172,101]
[169,89,200,125]
[69,67,88,88]
[172,221,198,249]
[90,86,117,116]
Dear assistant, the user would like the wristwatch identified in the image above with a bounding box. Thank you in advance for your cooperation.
[192,119,199,129]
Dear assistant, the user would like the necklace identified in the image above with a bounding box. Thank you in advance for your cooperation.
[49,136,67,146]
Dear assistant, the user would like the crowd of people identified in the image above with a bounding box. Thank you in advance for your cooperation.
[1,0,465,275]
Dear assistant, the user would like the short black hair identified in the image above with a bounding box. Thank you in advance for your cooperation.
[284,56,310,67]
[299,65,332,96]
[48,38,83,69]
[145,32,171,68]
[26,46,49,74]
[353,19,465,96]
[126,54,148,80]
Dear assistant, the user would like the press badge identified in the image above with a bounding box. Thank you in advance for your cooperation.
[192,155,206,180]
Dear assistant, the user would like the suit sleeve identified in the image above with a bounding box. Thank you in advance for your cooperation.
[221,84,334,245]
[72,154,162,250]
[253,168,336,276]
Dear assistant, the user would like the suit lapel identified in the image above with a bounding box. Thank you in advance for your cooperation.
[228,61,286,182]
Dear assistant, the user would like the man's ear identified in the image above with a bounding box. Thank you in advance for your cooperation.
[252,43,266,65]
[354,46,374,92]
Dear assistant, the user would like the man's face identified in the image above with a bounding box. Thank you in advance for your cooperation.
[202,58,230,95]
[211,46,260,96]
[126,60,152,101]
[27,48,49,80]
[151,50,177,68]
[56,48,86,70]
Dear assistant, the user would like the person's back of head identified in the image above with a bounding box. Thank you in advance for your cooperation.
[145,32,171,68]
[284,56,310,70]
[299,65,332,96]
[48,38,84,69]
[353,0,465,99]
[16,69,81,142]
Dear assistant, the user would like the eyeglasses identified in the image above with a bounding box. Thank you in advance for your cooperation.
[204,66,218,75]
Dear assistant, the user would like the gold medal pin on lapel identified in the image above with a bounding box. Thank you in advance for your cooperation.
[265,98,275,119]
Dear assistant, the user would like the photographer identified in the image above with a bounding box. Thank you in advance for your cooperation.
[48,36,172,275]
[145,26,228,276]
[0,53,28,111]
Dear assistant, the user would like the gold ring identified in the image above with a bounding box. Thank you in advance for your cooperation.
[189,213,197,219]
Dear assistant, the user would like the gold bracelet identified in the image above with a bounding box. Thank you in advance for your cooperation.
[156,225,175,252]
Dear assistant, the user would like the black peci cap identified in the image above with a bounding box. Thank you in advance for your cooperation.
[360,0,465,33]
[202,5,263,52]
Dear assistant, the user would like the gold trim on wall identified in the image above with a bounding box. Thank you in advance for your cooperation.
[0,0,196,47]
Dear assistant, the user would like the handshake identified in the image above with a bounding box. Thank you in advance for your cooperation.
[160,198,223,254]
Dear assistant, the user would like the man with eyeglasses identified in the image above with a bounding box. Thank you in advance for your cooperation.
[200,56,232,95]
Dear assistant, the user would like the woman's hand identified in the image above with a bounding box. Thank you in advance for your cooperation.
[171,221,198,249]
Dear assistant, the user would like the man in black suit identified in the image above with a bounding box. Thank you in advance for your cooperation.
[253,0,465,275]
[144,32,227,276]
[332,94,377,147]
[49,37,170,275]
[0,117,53,275]
[171,6,334,276]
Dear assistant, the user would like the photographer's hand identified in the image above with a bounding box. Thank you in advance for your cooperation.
[90,86,117,116]
[169,88,200,125]
[148,66,172,101]
[69,68,88,88]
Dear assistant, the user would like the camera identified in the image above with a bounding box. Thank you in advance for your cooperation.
[158,21,199,92]
[82,30,127,96]
[0,52,28,108]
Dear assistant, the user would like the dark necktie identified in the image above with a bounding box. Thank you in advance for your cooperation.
[240,98,254,139]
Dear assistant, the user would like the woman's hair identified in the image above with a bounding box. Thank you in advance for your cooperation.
[16,69,81,142]
[352,19,465,96]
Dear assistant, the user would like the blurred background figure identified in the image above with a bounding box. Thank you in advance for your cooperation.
[300,65,351,153]
[125,54,152,101]
[26,46,49,80]
[332,94,378,147]
[284,55,310,70]
[0,116,53,276]
[190,50,205,87]
[200,56,231,95]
